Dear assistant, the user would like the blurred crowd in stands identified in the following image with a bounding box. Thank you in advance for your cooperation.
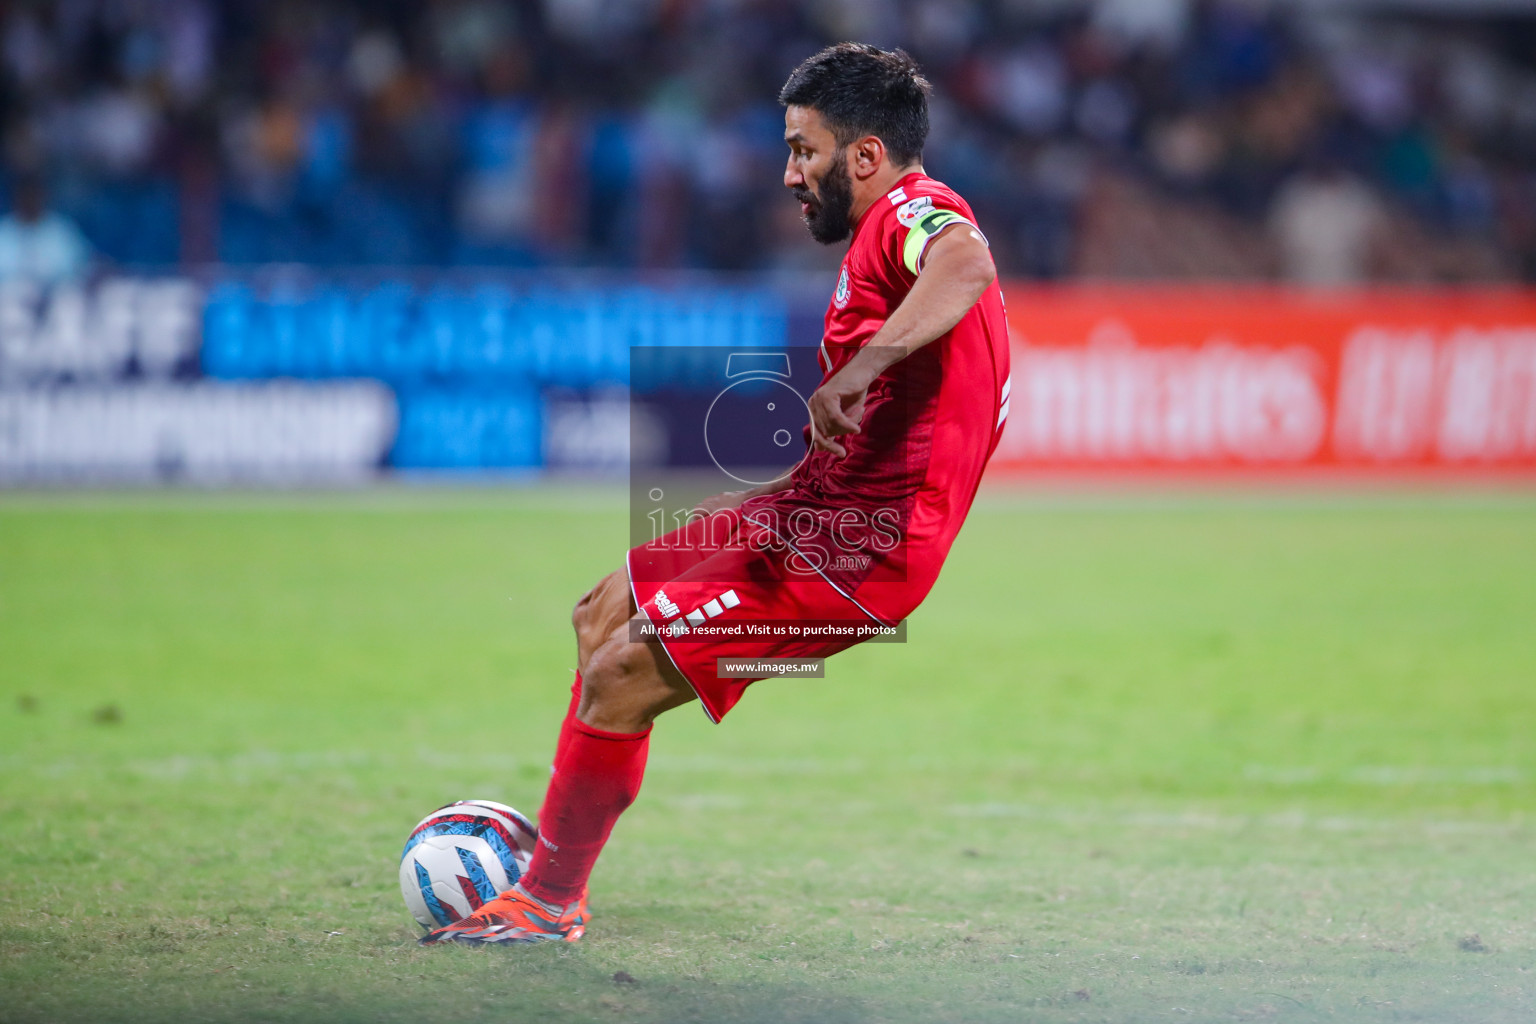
[2,0,1534,283]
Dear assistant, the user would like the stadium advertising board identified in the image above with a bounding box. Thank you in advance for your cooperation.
[0,275,786,483]
[0,278,396,483]
[6,277,1536,484]
[995,287,1536,478]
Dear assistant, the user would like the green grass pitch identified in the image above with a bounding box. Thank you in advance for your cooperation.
[1,487,1533,1023]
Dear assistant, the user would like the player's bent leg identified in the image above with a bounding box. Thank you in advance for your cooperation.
[421,617,694,947]
[543,567,641,821]
[542,568,631,828]
[578,617,696,733]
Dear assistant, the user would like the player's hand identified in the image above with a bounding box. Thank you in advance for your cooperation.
[807,368,871,458]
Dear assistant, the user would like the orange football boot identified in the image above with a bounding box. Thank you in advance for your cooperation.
[419,885,588,946]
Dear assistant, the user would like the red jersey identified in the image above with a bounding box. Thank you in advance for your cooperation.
[740,171,1011,620]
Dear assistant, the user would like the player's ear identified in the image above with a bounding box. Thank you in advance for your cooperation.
[850,135,884,180]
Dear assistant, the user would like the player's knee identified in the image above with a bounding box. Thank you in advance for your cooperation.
[571,588,593,637]
[572,571,626,647]
[571,579,610,657]
[581,637,646,699]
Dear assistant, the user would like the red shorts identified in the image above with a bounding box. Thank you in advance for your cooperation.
[626,503,893,722]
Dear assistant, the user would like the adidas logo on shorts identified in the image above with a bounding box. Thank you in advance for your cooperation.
[653,588,740,637]
[684,589,740,628]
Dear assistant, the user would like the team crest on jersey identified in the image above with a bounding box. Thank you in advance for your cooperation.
[833,265,851,309]
[896,196,935,228]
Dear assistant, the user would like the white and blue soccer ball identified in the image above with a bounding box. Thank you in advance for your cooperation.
[399,799,537,929]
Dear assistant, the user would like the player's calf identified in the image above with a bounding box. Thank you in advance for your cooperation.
[513,626,690,917]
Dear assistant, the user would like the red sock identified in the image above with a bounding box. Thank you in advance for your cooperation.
[537,672,584,827]
[525,710,650,905]
[554,674,583,756]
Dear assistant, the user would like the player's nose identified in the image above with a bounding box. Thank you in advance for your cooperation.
[783,158,803,191]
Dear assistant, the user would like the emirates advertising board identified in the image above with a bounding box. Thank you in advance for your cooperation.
[993,287,1536,478]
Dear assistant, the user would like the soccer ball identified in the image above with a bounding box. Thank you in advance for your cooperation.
[398,799,537,929]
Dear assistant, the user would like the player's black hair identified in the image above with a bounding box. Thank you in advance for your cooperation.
[778,43,931,167]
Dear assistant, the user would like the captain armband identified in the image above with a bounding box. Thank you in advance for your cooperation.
[902,209,988,275]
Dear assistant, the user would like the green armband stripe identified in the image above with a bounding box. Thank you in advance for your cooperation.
[902,209,970,274]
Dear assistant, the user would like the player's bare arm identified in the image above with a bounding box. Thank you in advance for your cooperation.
[808,223,995,456]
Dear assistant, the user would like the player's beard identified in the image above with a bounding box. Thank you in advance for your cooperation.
[794,151,854,245]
